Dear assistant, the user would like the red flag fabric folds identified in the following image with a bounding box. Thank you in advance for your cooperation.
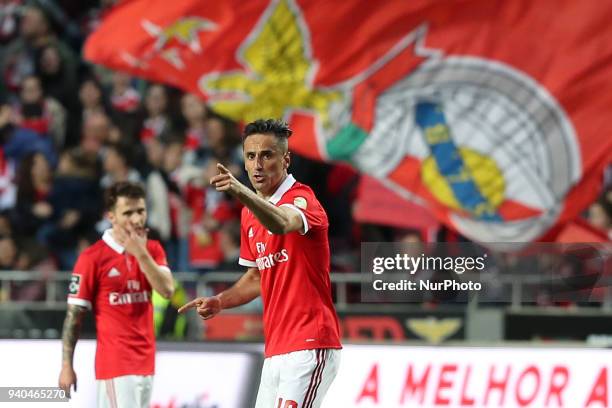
[85,0,612,242]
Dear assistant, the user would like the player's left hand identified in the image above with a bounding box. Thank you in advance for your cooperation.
[210,163,243,196]
[178,296,222,320]
[115,225,148,258]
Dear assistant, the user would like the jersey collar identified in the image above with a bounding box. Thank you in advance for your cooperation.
[102,229,125,254]
[268,174,296,205]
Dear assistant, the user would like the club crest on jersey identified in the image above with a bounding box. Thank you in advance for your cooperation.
[248,227,254,238]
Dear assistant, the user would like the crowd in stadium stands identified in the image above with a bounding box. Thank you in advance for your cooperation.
[0,1,361,298]
[0,1,610,303]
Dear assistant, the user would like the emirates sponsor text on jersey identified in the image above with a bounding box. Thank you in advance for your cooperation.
[109,290,151,305]
[255,249,289,271]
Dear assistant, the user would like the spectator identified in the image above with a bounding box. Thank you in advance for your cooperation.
[180,93,208,152]
[0,233,17,271]
[105,71,141,146]
[1,3,77,95]
[109,71,140,114]
[36,43,78,114]
[63,75,110,148]
[78,76,108,117]
[144,138,171,243]
[14,74,66,148]
[139,83,171,144]
[196,116,245,192]
[100,143,141,189]
[79,0,117,38]
[39,149,101,269]
[188,160,241,271]
[203,116,242,168]
[162,137,199,272]
[14,151,53,236]
[0,102,56,166]
[216,220,240,271]
[79,112,110,155]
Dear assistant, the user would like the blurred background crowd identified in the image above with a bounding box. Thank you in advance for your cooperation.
[0,0,610,304]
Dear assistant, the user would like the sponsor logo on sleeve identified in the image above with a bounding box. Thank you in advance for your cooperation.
[294,196,307,210]
[69,275,81,295]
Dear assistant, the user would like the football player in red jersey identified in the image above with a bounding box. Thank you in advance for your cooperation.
[180,119,341,408]
[58,181,173,408]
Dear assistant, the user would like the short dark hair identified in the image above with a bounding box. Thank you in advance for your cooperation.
[105,181,146,211]
[243,119,292,140]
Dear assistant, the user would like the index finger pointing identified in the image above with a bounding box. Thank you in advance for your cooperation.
[210,173,229,184]
[217,163,230,174]
[178,299,200,313]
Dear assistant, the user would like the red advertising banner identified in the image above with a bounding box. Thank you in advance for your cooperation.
[325,346,612,408]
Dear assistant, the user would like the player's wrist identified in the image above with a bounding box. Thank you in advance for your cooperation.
[134,249,150,261]
[232,182,251,200]
[214,294,224,310]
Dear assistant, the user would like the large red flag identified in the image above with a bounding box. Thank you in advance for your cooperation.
[85,0,612,242]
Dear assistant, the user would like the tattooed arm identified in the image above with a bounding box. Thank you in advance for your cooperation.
[58,304,87,398]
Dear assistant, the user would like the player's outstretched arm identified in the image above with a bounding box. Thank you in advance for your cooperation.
[178,267,261,319]
[211,163,304,234]
[59,304,86,398]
